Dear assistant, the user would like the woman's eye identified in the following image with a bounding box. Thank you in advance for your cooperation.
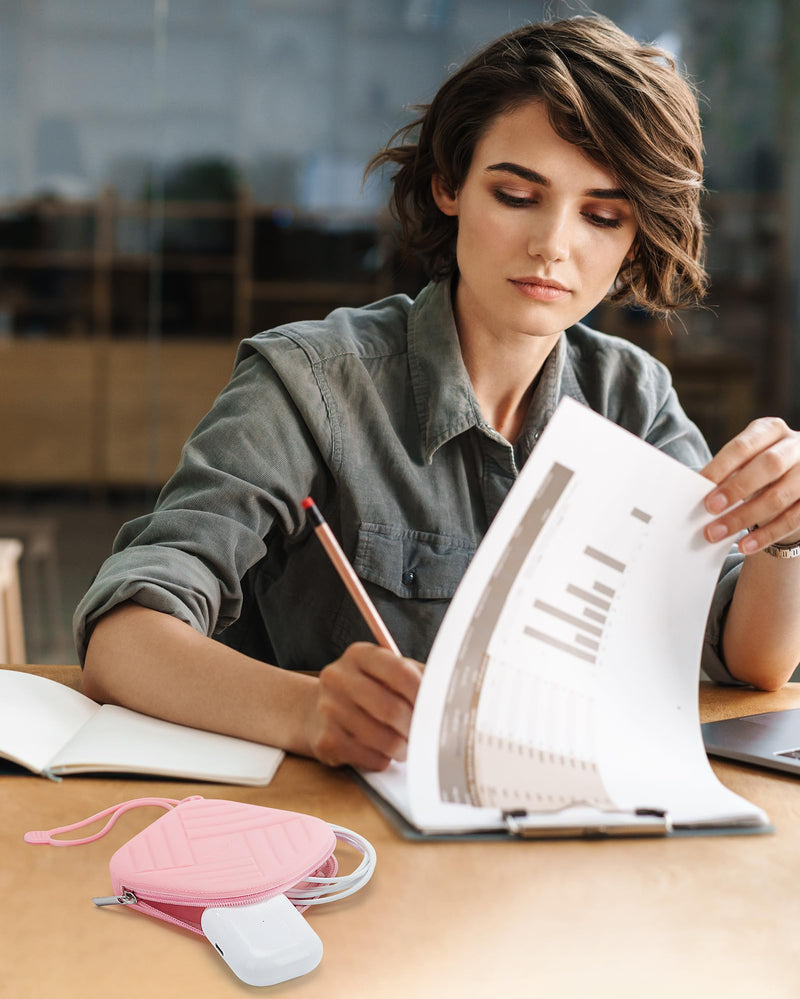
[584,212,624,230]
[493,189,535,207]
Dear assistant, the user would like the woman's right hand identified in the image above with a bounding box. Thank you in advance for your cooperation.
[304,642,424,771]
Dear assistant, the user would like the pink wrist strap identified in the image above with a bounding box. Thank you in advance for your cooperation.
[24,796,200,846]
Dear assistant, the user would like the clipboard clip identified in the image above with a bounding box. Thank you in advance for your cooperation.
[502,806,672,839]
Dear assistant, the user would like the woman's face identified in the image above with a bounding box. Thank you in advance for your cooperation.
[432,101,638,347]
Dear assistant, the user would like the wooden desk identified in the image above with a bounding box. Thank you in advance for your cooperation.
[4,666,800,999]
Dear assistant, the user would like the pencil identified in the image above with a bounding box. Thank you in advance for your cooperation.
[302,496,401,656]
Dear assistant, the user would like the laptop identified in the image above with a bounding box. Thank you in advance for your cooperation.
[702,709,800,775]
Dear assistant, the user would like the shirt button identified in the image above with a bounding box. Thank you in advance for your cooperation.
[402,569,417,587]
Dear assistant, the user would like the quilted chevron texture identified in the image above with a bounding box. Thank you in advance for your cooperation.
[109,798,337,902]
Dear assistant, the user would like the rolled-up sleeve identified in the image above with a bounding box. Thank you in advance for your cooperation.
[699,546,748,685]
[73,342,331,663]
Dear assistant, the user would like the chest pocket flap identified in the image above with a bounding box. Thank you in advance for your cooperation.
[353,522,474,599]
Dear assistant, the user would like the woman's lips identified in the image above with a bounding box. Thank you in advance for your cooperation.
[510,277,570,301]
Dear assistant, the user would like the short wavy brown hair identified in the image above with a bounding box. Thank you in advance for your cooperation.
[366,15,708,314]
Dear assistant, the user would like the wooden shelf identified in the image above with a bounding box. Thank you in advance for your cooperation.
[0,250,95,267]
[111,253,236,272]
[0,190,394,485]
[249,280,383,302]
[113,201,239,218]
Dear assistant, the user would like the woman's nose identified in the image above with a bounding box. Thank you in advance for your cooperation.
[527,207,570,263]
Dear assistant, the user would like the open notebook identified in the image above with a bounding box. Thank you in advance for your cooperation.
[0,671,283,785]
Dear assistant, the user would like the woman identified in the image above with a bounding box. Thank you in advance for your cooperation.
[78,15,800,771]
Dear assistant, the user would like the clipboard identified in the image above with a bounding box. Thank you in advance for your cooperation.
[351,771,773,842]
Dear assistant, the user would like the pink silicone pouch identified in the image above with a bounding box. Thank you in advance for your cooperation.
[109,797,338,934]
[26,796,338,936]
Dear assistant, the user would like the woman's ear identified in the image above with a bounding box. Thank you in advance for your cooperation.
[431,174,459,216]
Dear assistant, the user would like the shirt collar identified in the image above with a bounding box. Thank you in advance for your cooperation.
[407,279,484,464]
[407,278,590,464]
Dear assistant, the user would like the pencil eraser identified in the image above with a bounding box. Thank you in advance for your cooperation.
[301,497,314,510]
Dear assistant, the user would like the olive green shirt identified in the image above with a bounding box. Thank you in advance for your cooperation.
[74,278,743,683]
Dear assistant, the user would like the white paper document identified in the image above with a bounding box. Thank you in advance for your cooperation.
[362,399,768,836]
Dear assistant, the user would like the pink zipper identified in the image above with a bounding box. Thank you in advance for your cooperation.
[121,854,337,935]
[122,885,288,935]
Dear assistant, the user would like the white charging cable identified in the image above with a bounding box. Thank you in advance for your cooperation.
[284,824,377,905]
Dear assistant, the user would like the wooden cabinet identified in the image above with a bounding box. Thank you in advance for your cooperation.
[103,341,235,485]
[0,340,96,484]
[0,191,394,486]
[0,339,235,486]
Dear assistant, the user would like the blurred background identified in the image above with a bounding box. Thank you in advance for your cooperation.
[0,0,798,664]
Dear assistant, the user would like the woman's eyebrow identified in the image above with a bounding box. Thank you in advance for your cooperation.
[486,161,549,185]
[485,161,628,200]
[587,187,629,200]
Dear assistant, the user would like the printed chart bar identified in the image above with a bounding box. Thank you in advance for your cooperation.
[583,608,606,624]
[523,626,596,663]
[566,584,610,610]
[524,504,652,672]
[533,600,602,636]
[437,462,575,804]
[436,452,656,809]
[584,546,626,573]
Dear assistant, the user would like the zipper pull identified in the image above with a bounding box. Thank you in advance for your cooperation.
[92,891,137,907]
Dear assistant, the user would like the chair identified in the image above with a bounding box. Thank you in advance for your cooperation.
[0,538,26,663]
[0,517,64,660]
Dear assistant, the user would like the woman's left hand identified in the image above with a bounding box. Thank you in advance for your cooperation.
[701,417,800,554]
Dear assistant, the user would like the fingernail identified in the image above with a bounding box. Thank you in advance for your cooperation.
[706,492,728,514]
[740,536,759,554]
[707,523,728,542]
